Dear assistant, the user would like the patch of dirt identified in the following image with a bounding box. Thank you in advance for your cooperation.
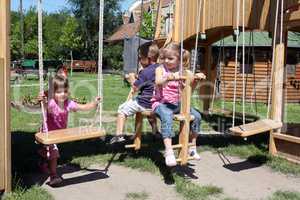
[42,164,181,200]
[189,151,300,200]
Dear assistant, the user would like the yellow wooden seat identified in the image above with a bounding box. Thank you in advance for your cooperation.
[126,111,195,150]
[35,127,106,145]
[229,119,282,137]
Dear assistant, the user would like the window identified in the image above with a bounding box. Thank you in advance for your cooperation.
[286,64,296,76]
[238,51,254,74]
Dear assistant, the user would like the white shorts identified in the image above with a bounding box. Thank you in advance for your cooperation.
[118,99,146,116]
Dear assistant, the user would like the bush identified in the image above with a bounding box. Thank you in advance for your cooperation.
[103,44,123,71]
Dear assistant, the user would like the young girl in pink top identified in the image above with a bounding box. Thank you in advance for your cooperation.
[152,43,205,167]
[38,74,101,186]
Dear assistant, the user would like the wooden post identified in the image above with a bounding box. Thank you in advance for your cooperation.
[173,0,181,42]
[154,0,163,39]
[269,42,285,154]
[178,70,192,165]
[203,45,212,112]
[134,112,143,150]
[0,0,11,192]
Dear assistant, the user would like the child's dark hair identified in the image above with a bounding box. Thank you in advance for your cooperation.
[53,74,69,92]
[138,42,159,62]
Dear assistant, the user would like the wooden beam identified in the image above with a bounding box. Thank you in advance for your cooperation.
[269,43,285,155]
[173,0,181,42]
[154,0,163,39]
[0,59,5,191]
[0,0,11,192]
[178,70,193,165]
[202,45,212,112]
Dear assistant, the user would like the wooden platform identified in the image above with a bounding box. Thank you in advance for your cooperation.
[229,119,282,137]
[272,124,300,164]
[35,127,106,145]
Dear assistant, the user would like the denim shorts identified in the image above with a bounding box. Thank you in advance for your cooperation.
[154,103,201,139]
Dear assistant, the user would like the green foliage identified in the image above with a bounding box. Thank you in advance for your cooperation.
[3,185,53,200]
[103,44,123,70]
[174,175,223,200]
[10,1,122,63]
[139,11,155,39]
[67,0,123,60]
[268,190,300,200]
[59,16,83,56]
[44,12,70,59]
[126,192,149,200]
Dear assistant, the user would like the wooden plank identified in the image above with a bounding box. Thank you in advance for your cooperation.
[273,133,300,145]
[274,138,300,164]
[0,0,11,192]
[35,127,106,145]
[229,119,282,137]
[270,43,285,154]
[0,59,5,191]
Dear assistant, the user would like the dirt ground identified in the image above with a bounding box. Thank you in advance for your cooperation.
[34,151,300,200]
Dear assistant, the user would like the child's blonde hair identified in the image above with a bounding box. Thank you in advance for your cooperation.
[53,74,69,93]
[138,42,160,62]
[162,42,190,69]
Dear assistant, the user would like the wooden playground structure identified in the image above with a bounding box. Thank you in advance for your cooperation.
[1,0,300,193]
[0,0,11,193]
[154,0,300,163]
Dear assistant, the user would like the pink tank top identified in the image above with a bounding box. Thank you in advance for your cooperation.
[151,65,180,111]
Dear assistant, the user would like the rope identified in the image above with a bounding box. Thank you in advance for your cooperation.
[242,0,245,125]
[250,31,258,115]
[192,0,202,74]
[179,0,185,76]
[210,36,224,113]
[97,0,104,130]
[267,0,280,118]
[37,0,48,134]
[232,0,241,128]
[280,0,284,44]
[137,0,145,74]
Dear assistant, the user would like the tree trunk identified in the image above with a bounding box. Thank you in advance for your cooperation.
[70,50,73,77]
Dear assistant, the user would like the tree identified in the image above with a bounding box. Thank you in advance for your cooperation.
[67,0,123,60]
[139,11,155,39]
[44,11,70,59]
[11,11,22,60]
[60,16,82,75]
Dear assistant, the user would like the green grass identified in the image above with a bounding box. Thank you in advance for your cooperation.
[2,185,53,200]
[268,190,300,200]
[125,191,149,200]
[174,175,223,200]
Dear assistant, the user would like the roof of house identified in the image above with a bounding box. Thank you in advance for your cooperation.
[213,31,300,47]
[162,0,172,7]
[106,22,140,42]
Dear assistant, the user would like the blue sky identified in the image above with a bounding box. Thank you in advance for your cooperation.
[11,0,136,12]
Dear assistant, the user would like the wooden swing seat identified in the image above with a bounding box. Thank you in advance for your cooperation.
[35,127,106,145]
[229,119,282,137]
